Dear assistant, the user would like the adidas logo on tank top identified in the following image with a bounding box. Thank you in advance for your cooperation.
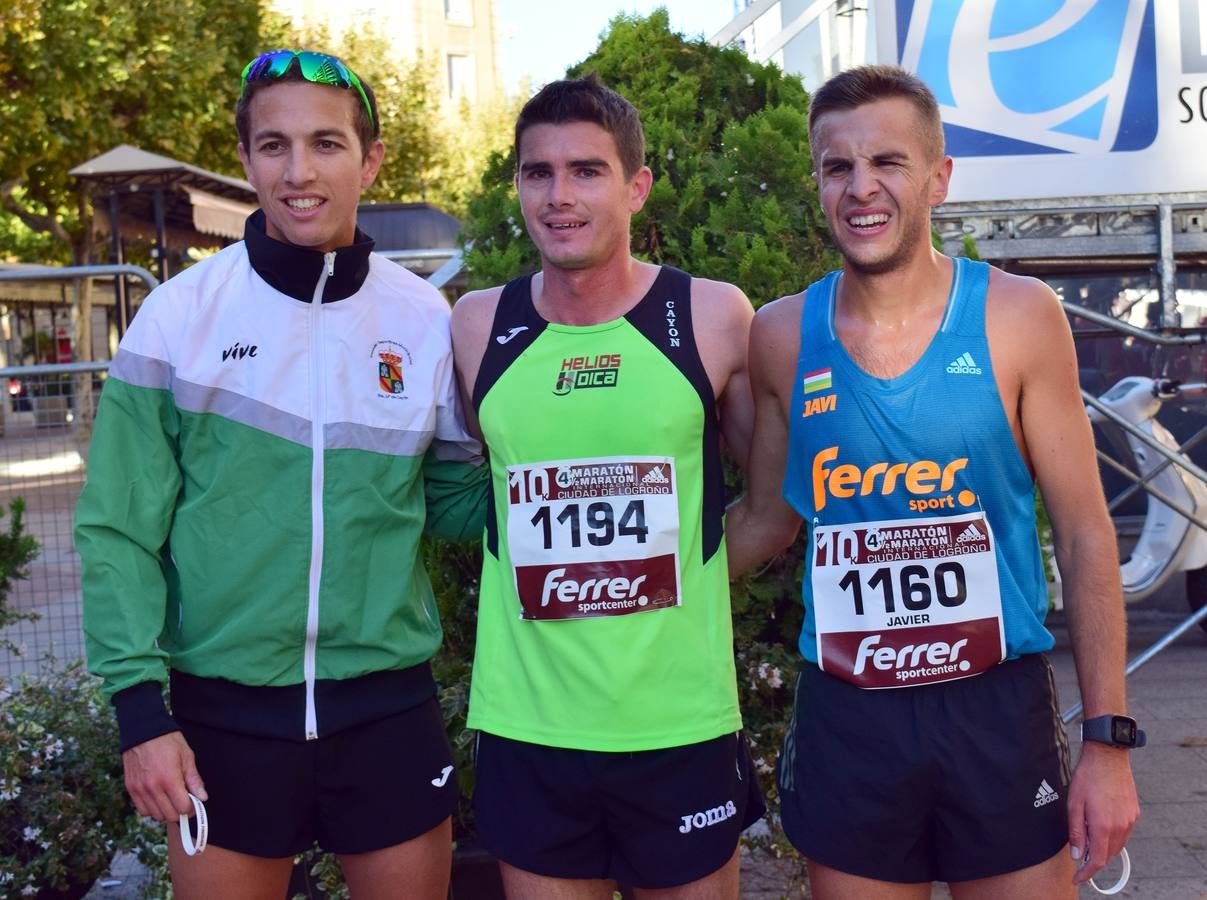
[946,352,983,375]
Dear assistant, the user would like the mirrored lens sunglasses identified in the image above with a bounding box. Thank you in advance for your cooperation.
[240,50,374,129]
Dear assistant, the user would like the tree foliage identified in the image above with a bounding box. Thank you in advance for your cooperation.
[0,499,39,656]
[0,3,520,267]
[257,19,522,219]
[461,10,839,303]
[0,0,262,265]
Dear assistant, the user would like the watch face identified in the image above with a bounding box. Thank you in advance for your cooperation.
[1111,717,1137,745]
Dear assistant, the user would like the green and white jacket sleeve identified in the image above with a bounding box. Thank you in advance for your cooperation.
[422,345,488,542]
[76,307,182,751]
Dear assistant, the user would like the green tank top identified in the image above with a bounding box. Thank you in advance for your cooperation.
[467,266,741,750]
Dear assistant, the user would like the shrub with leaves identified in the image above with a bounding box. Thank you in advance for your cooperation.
[0,663,141,899]
[0,499,40,655]
[461,9,838,299]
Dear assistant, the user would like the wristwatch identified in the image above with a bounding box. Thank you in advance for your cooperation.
[1082,714,1147,749]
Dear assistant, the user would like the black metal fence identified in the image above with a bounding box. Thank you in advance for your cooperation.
[0,363,108,677]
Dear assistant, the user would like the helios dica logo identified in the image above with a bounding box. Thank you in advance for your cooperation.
[899,0,1157,156]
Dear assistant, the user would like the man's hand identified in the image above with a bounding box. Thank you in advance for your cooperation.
[1066,742,1140,885]
[122,730,207,822]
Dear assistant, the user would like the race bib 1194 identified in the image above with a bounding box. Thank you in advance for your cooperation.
[506,456,682,621]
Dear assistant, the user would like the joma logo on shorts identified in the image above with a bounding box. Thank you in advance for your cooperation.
[678,800,737,833]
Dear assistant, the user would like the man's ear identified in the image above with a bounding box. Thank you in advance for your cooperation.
[629,165,654,213]
[929,155,953,207]
[360,139,386,190]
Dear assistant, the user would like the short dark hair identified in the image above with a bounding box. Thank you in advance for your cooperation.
[514,73,646,179]
[235,55,380,158]
[808,65,944,160]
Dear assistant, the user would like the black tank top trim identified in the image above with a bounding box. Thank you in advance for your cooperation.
[625,267,724,563]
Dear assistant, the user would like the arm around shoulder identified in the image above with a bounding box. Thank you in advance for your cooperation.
[725,296,804,577]
[423,288,506,541]
[450,287,503,428]
[689,278,756,469]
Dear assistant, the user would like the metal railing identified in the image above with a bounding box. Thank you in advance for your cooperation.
[1058,301,1207,721]
[0,265,160,677]
[0,365,106,676]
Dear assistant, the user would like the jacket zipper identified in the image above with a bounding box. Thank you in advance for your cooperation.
[303,252,336,739]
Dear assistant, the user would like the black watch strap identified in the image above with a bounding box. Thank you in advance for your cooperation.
[1082,714,1147,749]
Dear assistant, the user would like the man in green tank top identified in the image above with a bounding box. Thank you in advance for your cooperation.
[452,75,763,897]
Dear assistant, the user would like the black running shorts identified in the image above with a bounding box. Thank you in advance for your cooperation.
[778,654,1070,883]
[473,731,766,889]
[178,696,457,857]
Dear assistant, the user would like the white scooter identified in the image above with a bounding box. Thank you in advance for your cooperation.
[1086,376,1207,630]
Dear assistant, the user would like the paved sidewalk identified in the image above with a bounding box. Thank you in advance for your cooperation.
[1049,606,1207,899]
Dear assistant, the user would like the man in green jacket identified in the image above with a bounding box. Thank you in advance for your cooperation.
[76,50,484,899]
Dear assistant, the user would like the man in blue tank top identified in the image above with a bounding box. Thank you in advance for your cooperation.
[728,65,1141,898]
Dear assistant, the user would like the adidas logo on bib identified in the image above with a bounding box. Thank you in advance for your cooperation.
[1033,779,1060,808]
[642,465,669,485]
[956,522,986,543]
[947,352,982,375]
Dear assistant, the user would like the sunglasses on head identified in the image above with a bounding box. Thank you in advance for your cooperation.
[240,50,374,129]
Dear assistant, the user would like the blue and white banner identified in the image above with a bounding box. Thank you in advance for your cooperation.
[875,0,1207,201]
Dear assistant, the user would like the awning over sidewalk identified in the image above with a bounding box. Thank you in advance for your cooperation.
[182,187,255,240]
[70,145,259,281]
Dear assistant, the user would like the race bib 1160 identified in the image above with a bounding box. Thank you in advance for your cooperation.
[811,511,1006,688]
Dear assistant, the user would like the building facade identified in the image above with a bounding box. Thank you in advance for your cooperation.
[269,0,502,108]
[715,0,872,92]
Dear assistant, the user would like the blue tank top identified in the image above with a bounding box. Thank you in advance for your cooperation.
[783,258,1053,683]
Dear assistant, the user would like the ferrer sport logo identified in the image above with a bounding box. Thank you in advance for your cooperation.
[899,0,1157,156]
[812,445,978,514]
[554,353,621,396]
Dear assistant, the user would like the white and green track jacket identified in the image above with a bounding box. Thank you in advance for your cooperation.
[76,213,486,750]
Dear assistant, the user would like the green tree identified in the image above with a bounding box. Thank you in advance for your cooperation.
[0,0,263,266]
[461,9,838,302]
[0,499,39,656]
[0,0,262,376]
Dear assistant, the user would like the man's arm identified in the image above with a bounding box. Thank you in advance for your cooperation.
[75,366,206,822]
[726,296,805,577]
[993,271,1139,885]
[690,278,755,470]
[450,286,503,444]
[419,288,504,542]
